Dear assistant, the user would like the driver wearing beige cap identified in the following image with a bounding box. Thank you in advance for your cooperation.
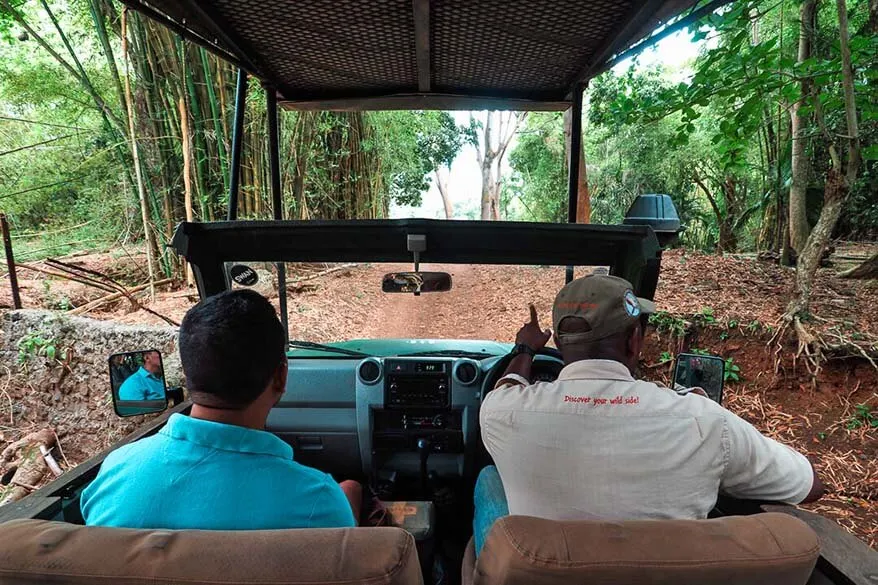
[472,274,823,557]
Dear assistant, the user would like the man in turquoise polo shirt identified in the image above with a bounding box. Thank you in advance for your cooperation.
[116,351,166,401]
[81,289,360,530]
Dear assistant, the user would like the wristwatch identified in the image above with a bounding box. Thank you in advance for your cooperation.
[510,343,536,358]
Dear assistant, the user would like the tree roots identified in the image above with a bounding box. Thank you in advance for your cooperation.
[771,310,878,382]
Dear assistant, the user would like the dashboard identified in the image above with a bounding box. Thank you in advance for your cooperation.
[266,354,563,480]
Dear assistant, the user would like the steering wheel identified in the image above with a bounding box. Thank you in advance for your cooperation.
[480,346,564,401]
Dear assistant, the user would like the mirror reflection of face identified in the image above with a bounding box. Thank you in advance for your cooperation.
[112,351,167,405]
[143,350,162,376]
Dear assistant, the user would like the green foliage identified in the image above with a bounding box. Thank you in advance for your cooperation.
[369,111,467,207]
[697,306,716,324]
[649,311,688,337]
[507,113,567,222]
[659,351,674,364]
[17,331,63,364]
[724,357,741,382]
[689,348,711,356]
[846,404,877,430]
[580,0,877,251]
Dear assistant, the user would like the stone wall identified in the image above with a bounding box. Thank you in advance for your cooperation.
[0,310,181,463]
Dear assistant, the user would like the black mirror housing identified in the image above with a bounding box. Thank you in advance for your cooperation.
[673,352,725,404]
[109,350,169,417]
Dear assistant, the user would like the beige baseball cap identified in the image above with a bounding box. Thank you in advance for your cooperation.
[553,275,656,343]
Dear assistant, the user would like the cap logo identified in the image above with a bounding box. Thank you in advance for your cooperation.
[623,290,641,317]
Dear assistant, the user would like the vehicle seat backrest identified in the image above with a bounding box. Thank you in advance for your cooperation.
[0,519,423,585]
[466,513,819,585]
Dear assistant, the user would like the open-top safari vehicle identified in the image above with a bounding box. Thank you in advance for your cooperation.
[1,1,877,584]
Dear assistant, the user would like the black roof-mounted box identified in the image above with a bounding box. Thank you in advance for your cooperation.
[623,194,681,247]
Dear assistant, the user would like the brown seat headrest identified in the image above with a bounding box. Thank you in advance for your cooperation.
[0,519,423,585]
[474,513,819,585]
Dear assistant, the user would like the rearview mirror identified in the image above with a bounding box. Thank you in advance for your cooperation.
[109,350,168,417]
[673,353,725,404]
[382,272,452,294]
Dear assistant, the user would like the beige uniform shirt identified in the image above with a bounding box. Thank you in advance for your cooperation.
[480,359,814,521]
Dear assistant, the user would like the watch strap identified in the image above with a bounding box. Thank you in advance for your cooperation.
[511,343,536,357]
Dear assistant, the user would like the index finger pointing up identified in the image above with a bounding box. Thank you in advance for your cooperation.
[529,304,539,324]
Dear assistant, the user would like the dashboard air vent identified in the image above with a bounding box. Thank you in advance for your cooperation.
[358,359,382,384]
[454,360,479,386]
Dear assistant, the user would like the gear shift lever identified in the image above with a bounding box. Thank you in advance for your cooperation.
[417,438,431,499]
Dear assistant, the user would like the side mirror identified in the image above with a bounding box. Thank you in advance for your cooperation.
[109,350,168,417]
[382,271,452,294]
[673,353,725,404]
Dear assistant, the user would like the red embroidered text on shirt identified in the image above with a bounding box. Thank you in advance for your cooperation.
[563,395,640,405]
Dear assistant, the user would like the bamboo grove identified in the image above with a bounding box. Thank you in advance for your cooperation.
[1,0,458,277]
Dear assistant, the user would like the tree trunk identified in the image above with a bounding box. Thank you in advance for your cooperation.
[480,161,494,220]
[786,0,859,317]
[479,113,495,220]
[788,170,847,314]
[564,108,591,223]
[435,169,453,219]
[839,251,878,279]
[789,0,817,253]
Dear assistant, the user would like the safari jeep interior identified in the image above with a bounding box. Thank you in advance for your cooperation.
[1,0,877,584]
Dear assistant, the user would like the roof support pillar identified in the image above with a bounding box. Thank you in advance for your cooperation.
[566,83,584,284]
[266,85,289,343]
[227,70,247,221]
[413,0,431,92]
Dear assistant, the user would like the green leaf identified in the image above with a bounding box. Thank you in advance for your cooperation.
[45,345,56,361]
[863,145,878,161]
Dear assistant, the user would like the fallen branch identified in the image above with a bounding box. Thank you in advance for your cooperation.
[16,262,116,293]
[44,259,179,326]
[1,429,56,464]
[69,278,173,315]
[0,428,56,506]
[10,479,39,492]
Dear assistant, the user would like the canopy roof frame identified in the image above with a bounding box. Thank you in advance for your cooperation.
[118,0,734,111]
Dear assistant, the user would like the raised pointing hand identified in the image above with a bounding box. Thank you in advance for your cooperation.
[515,304,552,351]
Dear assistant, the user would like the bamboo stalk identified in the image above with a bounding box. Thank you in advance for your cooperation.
[179,97,195,287]
[121,8,156,299]
[201,47,229,193]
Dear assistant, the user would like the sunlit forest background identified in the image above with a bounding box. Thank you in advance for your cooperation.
[0,0,875,280]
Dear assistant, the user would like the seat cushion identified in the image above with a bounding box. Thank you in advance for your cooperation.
[474,513,819,585]
[0,519,423,585]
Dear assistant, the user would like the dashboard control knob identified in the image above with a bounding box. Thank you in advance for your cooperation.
[390,383,398,392]
[438,383,447,391]
[432,415,446,428]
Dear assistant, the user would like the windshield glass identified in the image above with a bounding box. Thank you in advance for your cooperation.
[227,262,605,347]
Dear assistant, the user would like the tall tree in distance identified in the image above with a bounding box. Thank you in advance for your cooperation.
[473,111,527,220]
[789,0,818,254]
[416,112,468,219]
